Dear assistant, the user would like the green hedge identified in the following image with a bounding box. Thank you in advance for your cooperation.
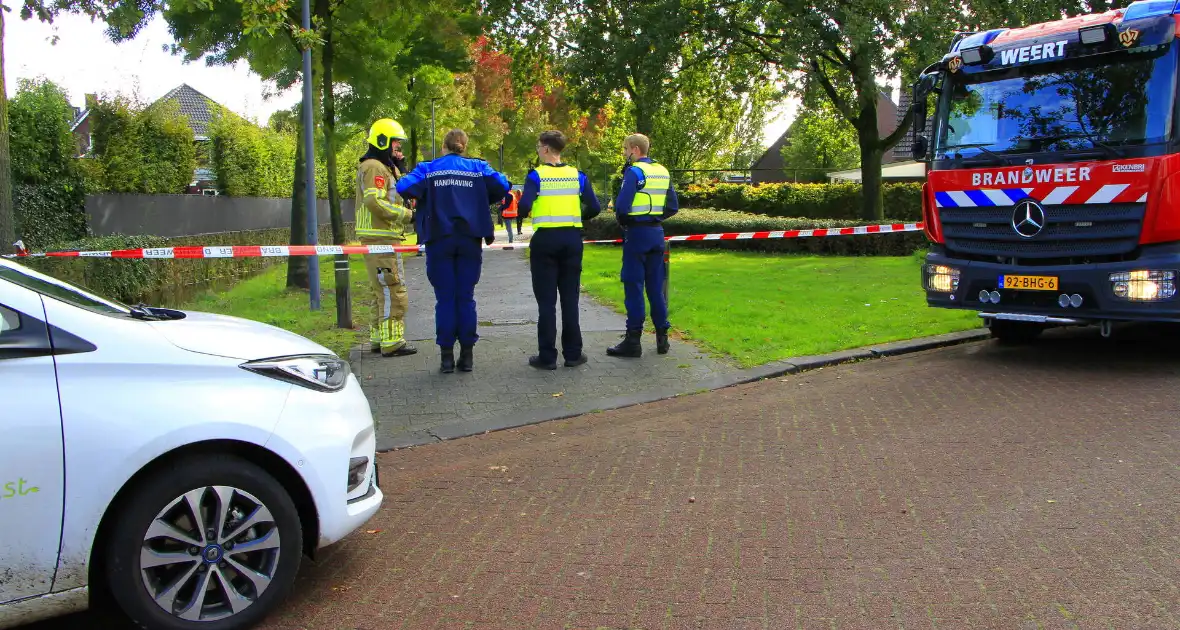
[21,223,354,306]
[677,182,923,221]
[14,183,88,250]
[583,208,926,256]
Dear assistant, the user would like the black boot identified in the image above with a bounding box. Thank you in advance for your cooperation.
[458,345,474,372]
[656,328,670,355]
[439,346,455,373]
[606,329,643,358]
[382,342,418,357]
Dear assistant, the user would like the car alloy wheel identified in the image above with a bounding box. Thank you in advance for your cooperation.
[138,485,282,621]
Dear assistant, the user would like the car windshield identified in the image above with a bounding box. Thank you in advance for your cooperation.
[0,259,132,316]
[935,45,1178,159]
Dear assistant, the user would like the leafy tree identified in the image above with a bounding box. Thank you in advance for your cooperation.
[9,78,78,184]
[87,95,196,194]
[8,78,87,247]
[781,90,860,173]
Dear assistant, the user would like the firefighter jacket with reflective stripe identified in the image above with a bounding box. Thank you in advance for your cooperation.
[355,158,410,242]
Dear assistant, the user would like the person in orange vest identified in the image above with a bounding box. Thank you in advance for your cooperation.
[498,188,522,243]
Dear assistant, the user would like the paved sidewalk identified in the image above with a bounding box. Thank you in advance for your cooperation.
[355,242,738,450]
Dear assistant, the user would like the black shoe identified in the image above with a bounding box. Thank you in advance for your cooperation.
[458,345,474,372]
[606,329,643,358]
[564,353,589,367]
[656,328,670,355]
[440,346,455,373]
[528,355,557,370]
[382,343,418,357]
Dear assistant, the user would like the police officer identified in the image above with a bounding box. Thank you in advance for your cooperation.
[396,129,512,373]
[607,133,679,358]
[357,118,416,357]
[519,130,601,370]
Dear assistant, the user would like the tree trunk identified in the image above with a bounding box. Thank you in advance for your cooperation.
[634,101,654,137]
[287,120,310,289]
[409,125,419,167]
[319,0,352,328]
[0,10,15,255]
[858,137,885,221]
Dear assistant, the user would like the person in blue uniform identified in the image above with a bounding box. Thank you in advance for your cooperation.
[607,133,679,358]
[518,130,602,370]
[396,129,512,373]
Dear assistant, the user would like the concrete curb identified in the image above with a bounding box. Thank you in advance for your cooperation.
[376,327,991,452]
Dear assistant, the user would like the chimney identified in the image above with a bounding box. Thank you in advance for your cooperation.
[85,93,98,110]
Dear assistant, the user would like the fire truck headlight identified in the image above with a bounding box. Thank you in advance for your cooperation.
[1110,270,1177,301]
[925,264,961,293]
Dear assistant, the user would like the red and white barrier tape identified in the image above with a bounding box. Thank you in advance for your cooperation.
[4,222,923,260]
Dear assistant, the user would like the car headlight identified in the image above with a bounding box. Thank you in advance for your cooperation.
[241,354,351,392]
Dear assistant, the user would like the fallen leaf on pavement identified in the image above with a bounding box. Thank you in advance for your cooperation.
[552,392,564,397]
[1046,500,1056,503]
[366,529,382,534]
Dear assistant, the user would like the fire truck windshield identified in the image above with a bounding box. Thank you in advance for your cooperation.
[935,44,1178,161]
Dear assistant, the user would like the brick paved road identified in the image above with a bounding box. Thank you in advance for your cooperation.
[28,325,1180,628]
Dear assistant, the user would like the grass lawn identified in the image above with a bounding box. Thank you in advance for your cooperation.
[580,246,981,368]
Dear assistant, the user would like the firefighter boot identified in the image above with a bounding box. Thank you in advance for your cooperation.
[656,328,670,355]
[440,346,455,374]
[458,345,474,372]
[606,329,643,358]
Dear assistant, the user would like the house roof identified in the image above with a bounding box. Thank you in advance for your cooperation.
[154,84,220,140]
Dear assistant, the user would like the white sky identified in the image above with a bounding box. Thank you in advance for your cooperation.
[6,12,800,147]
[5,13,301,124]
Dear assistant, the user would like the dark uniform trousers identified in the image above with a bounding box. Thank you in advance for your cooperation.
[621,224,669,331]
[425,234,484,347]
[529,227,584,364]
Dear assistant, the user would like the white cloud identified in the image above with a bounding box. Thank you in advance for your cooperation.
[5,12,301,123]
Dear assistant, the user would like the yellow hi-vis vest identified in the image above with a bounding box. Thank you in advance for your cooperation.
[530,164,582,229]
[628,160,670,217]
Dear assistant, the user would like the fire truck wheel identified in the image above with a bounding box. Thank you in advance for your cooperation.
[987,320,1044,344]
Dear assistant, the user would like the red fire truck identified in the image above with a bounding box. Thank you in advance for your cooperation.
[912,1,1180,340]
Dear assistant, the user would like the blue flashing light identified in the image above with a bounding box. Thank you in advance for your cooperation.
[1122,0,1180,22]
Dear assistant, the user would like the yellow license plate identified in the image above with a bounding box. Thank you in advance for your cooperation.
[1000,274,1059,291]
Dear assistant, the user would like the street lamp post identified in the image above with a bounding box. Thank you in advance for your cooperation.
[300,0,320,311]
[430,97,439,159]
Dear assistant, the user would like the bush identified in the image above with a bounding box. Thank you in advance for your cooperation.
[88,97,197,194]
[13,183,88,250]
[677,182,923,221]
[20,223,355,305]
[583,208,926,256]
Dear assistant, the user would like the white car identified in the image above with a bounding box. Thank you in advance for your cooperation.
[0,257,383,629]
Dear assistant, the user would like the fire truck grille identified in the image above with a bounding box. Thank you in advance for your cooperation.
[941,202,1144,260]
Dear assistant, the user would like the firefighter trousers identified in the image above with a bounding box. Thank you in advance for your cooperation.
[364,250,409,352]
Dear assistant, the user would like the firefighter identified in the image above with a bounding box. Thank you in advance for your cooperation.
[356,118,417,357]
[518,130,601,369]
[396,129,512,373]
[606,133,679,358]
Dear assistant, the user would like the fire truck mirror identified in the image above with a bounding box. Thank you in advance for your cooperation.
[912,135,929,160]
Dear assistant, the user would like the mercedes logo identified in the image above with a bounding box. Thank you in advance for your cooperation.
[1011,200,1046,238]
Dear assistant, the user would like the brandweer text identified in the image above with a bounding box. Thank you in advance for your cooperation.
[972,166,1092,186]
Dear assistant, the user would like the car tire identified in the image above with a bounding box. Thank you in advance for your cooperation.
[988,319,1044,343]
[103,454,303,630]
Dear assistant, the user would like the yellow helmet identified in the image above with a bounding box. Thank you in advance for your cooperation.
[367,118,407,150]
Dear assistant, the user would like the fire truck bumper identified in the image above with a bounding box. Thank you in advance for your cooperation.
[922,244,1180,324]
